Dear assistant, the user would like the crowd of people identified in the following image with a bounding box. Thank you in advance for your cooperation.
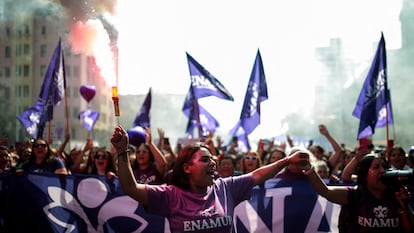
[0,123,413,232]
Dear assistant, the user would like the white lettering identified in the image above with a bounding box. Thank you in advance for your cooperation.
[183,216,232,232]
[304,195,340,232]
[191,75,216,90]
[358,216,399,228]
[268,187,292,233]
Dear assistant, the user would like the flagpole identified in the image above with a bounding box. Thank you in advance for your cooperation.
[191,87,202,139]
[64,84,70,148]
[48,121,52,144]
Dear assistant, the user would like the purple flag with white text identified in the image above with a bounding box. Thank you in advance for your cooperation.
[17,100,45,139]
[17,38,66,139]
[230,49,268,136]
[186,52,234,101]
[183,52,233,136]
[352,33,393,139]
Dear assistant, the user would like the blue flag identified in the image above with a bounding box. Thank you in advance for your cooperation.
[185,104,220,137]
[352,33,393,139]
[184,52,233,137]
[230,49,268,136]
[79,109,100,131]
[17,100,45,139]
[183,86,219,137]
[186,52,234,101]
[228,131,251,152]
[133,88,152,128]
[17,38,66,139]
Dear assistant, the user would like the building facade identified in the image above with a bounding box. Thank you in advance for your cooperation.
[0,1,118,148]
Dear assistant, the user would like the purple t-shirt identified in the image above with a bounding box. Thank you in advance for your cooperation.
[133,163,165,184]
[146,174,254,233]
[347,187,404,233]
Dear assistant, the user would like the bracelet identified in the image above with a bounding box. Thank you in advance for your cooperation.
[117,149,130,158]
[398,208,407,215]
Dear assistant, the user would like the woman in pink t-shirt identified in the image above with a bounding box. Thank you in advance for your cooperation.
[111,125,305,233]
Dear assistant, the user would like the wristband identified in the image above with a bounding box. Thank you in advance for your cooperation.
[398,208,407,215]
[117,149,130,158]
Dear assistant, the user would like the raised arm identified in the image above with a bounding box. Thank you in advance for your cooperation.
[145,127,167,176]
[306,166,349,205]
[57,131,70,160]
[341,148,368,182]
[111,126,148,206]
[318,124,342,169]
[251,150,304,185]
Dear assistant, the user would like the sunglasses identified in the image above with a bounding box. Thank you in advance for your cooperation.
[34,144,47,148]
[244,156,258,160]
[94,154,107,160]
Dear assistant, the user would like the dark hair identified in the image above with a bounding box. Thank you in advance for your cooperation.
[29,139,53,165]
[267,147,286,164]
[132,143,154,165]
[91,148,117,175]
[219,155,235,166]
[356,154,386,186]
[171,142,210,190]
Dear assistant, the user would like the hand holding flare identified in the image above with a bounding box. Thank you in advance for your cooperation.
[112,86,120,119]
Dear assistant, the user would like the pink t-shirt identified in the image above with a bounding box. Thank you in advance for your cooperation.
[146,174,254,233]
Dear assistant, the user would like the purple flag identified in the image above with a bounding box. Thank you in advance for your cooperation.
[229,131,251,152]
[352,33,393,139]
[133,88,151,128]
[185,104,220,137]
[182,86,219,137]
[17,38,66,139]
[230,49,268,136]
[17,100,45,139]
[79,109,100,131]
[186,52,234,101]
[183,53,233,136]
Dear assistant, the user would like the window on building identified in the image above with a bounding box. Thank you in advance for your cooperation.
[15,86,21,97]
[41,26,46,35]
[23,85,29,97]
[15,44,21,57]
[15,65,21,77]
[23,65,29,77]
[24,24,29,35]
[5,46,11,58]
[4,67,10,78]
[40,44,47,57]
[4,87,10,99]
[6,27,11,38]
[24,44,30,55]
[40,65,46,77]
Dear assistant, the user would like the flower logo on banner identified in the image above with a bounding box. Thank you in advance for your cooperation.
[43,178,148,233]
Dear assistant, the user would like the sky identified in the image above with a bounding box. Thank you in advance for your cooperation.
[112,0,403,141]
